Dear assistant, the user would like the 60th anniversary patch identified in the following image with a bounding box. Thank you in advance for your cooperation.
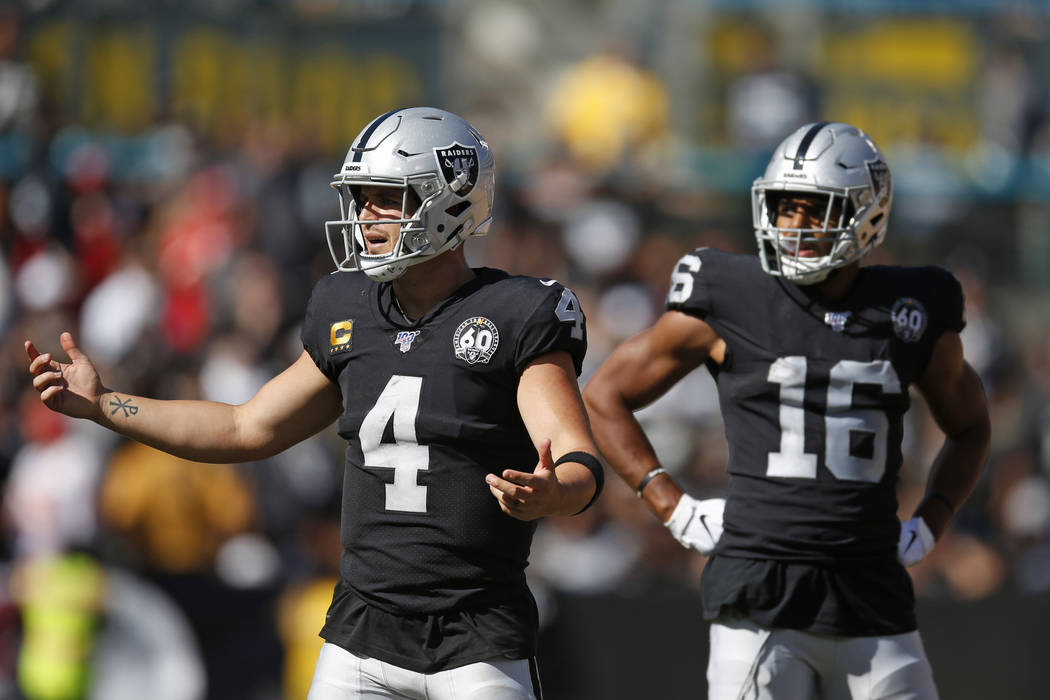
[891,297,927,343]
[453,316,499,364]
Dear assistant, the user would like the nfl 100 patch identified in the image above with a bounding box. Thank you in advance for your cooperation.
[891,298,927,343]
[329,319,354,354]
[453,316,499,365]
[394,330,421,353]
[824,310,852,332]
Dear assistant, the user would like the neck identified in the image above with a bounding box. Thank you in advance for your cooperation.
[391,249,476,320]
[811,262,860,301]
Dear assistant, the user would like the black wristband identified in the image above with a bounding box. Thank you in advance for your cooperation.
[635,467,666,498]
[922,490,955,515]
[554,451,604,515]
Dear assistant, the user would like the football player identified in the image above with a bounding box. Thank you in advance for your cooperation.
[26,107,602,700]
[583,122,990,699]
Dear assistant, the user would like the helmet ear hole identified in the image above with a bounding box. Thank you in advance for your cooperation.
[445,201,470,218]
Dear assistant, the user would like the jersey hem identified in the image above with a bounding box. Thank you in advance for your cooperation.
[318,631,532,674]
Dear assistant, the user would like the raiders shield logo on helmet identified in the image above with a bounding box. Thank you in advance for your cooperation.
[867,160,892,205]
[435,143,479,196]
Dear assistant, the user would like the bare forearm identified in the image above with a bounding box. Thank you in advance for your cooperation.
[585,392,682,521]
[914,416,991,539]
[583,314,719,522]
[95,391,267,463]
[914,345,992,540]
[549,459,600,517]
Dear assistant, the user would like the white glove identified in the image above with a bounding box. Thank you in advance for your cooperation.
[897,516,935,567]
[664,494,725,554]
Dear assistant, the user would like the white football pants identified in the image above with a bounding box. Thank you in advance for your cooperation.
[306,642,542,700]
[708,617,938,700]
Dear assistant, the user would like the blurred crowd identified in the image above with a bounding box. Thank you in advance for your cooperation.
[3,2,1050,699]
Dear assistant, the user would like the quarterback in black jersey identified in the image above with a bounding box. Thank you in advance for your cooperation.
[584,123,990,699]
[26,108,601,700]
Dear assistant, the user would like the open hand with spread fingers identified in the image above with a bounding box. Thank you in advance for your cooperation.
[486,438,565,521]
[25,332,106,421]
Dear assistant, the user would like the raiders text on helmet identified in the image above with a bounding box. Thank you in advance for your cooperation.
[751,122,892,285]
[325,107,495,282]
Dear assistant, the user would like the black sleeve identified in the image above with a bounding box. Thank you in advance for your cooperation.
[665,248,712,318]
[929,266,966,334]
[513,280,588,376]
[300,274,339,381]
[900,266,967,379]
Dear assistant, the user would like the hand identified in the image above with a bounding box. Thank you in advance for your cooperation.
[487,438,563,521]
[664,494,725,554]
[897,516,935,567]
[25,332,106,421]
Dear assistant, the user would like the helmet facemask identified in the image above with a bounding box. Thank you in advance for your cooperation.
[753,186,875,285]
[326,177,441,282]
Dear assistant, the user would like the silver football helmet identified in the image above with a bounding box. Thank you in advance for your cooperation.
[751,122,892,285]
[325,107,495,282]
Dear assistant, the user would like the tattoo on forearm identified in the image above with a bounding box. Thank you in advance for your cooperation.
[109,396,139,418]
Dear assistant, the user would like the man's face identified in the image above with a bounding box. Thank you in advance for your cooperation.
[773,194,843,258]
[358,185,421,255]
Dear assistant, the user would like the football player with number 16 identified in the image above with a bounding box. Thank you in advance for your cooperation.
[584,122,990,699]
[27,108,601,700]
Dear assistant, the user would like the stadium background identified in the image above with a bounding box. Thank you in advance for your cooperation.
[1,1,1048,698]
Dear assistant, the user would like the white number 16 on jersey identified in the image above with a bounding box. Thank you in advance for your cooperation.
[766,356,902,483]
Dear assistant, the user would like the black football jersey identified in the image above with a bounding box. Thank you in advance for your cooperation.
[301,267,587,618]
[666,248,964,634]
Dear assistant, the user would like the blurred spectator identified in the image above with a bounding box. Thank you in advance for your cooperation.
[977,42,1045,161]
[89,567,206,700]
[78,256,159,368]
[545,45,670,176]
[529,509,643,595]
[949,248,1009,397]
[12,554,104,700]
[4,393,109,558]
[275,506,340,700]
[0,249,11,336]
[97,440,284,700]
[0,8,38,135]
[561,200,641,280]
[98,442,255,575]
[724,24,817,150]
[7,557,207,700]
[277,574,338,700]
